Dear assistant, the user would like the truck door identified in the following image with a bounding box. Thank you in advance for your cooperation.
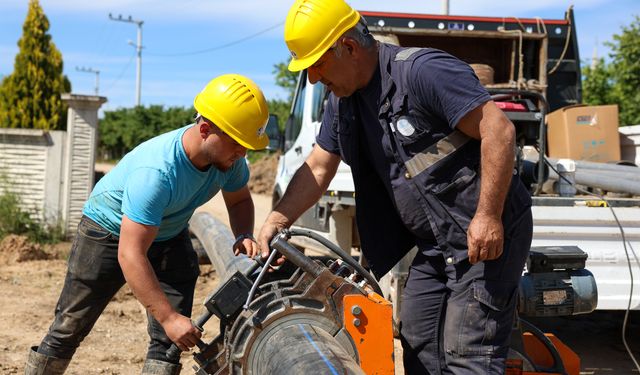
[279,71,326,190]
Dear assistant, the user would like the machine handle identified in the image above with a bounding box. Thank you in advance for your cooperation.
[166,311,212,359]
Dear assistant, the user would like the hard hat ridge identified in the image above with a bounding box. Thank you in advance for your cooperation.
[193,74,269,150]
[284,0,361,72]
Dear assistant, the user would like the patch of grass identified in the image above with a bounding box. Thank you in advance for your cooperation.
[0,185,64,244]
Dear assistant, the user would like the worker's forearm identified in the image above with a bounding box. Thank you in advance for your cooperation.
[476,125,515,218]
[119,251,176,324]
[227,198,255,237]
[272,162,331,226]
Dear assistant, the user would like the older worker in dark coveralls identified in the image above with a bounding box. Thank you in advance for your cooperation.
[245,0,533,374]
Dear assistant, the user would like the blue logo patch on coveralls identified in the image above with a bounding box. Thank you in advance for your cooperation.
[396,116,416,137]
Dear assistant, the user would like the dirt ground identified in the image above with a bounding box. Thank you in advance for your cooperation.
[0,237,223,375]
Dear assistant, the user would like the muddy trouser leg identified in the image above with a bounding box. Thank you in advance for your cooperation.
[144,228,200,364]
[400,210,533,375]
[37,216,124,360]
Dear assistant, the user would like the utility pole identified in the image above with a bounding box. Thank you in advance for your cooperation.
[75,66,100,95]
[442,0,449,15]
[109,13,144,106]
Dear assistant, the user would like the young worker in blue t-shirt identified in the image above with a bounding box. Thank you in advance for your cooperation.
[252,1,534,374]
[26,74,269,375]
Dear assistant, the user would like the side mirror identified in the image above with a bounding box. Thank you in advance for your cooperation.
[265,114,283,151]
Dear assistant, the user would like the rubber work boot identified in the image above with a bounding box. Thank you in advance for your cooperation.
[141,359,182,375]
[24,346,70,375]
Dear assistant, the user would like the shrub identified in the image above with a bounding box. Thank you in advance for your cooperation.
[0,185,64,244]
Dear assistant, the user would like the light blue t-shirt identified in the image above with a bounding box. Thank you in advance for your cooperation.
[83,124,249,241]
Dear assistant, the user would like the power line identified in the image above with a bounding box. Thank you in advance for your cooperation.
[146,21,284,57]
[103,53,136,95]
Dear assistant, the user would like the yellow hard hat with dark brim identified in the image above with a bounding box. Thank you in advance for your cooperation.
[285,0,361,72]
[194,74,269,150]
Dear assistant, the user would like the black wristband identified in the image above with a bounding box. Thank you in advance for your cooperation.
[234,233,255,244]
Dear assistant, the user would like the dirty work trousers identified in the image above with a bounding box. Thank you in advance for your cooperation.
[400,209,533,374]
[37,216,200,363]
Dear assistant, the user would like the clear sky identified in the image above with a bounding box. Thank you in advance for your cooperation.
[0,0,637,113]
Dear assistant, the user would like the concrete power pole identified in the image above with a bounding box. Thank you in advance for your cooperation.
[442,0,449,15]
[109,13,144,107]
[75,66,100,95]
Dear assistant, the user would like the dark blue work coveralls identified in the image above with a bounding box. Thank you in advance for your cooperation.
[327,44,533,374]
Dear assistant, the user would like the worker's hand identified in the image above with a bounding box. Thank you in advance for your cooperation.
[233,237,259,257]
[467,213,504,264]
[256,212,288,268]
[162,313,202,352]
[257,221,280,259]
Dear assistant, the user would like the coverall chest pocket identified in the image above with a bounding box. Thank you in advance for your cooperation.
[393,115,429,147]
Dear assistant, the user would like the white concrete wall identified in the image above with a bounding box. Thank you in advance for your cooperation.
[0,94,106,237]
[0,129,62,223]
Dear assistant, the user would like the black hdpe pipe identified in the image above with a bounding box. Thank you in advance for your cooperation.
[250,322,365,375]
[189,212,254,280]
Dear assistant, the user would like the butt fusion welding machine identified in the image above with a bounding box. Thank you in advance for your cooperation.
[169,225,596,375]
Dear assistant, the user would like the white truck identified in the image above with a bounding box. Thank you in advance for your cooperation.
[269,8,640,314]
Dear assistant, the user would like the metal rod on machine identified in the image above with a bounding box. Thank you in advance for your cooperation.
[270,234,325,278]
[188,212,254,280]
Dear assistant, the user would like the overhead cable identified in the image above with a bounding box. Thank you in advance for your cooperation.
[147,21,284,57]
[103,53,136,95]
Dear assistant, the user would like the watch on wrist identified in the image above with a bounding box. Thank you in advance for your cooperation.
[234,233,255,244]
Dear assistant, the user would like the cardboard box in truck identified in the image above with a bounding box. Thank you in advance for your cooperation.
[547,104,621,162]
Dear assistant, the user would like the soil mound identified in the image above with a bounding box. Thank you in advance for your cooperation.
[0,235,50,264]
[248,153,279,195]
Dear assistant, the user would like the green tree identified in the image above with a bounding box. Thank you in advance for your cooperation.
[582,58,614,106]
[98,105,195,160]
[273,59,299,103]
[607,15,640,126]
[0,0,69,130]
[267,99,290,132]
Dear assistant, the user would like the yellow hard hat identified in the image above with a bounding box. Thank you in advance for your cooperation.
[285,0,360,72]
[193,74,269,150]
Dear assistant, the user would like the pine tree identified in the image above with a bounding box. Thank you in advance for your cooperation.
[0,0,69,131]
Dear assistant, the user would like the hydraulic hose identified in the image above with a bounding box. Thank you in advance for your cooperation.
[281,228,384,296]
